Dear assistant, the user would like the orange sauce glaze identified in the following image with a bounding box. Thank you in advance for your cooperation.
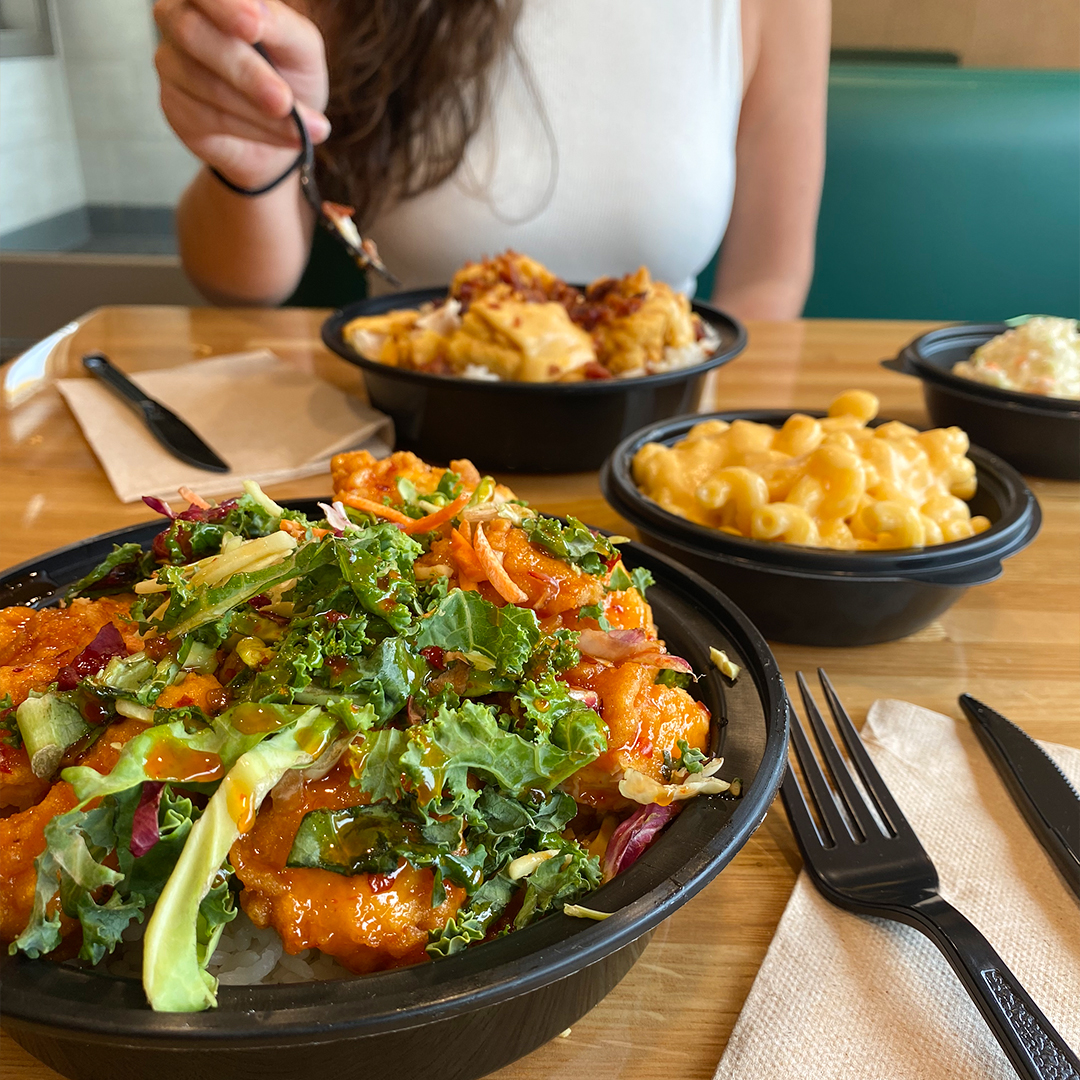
[0,596,142,811]
[0,717,150,947]
[144,739,224,784]
[154,672,223,713]
[230,760,465,974]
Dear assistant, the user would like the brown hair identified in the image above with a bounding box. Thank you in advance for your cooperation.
[313,0,521,228]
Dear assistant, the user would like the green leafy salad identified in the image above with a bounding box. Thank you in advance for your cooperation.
[6,470,719,1013]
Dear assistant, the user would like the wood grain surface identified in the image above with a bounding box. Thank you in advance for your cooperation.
[2,308,1077,1080]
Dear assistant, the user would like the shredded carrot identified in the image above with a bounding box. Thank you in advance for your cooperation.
[458,519,472,543]
[340,493,412,525]
[473,525,528,604]
[279,519,330,540]
[178,486,211,510]
[450,527,486,581]
[402,492,470,535]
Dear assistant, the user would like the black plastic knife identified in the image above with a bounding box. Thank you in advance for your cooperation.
[960,693,1080,900]
[83,352,229,473]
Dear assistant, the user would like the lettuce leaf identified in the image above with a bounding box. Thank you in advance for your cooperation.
[67,543,154,599]
[521,515,618,576]
[415,591,539,676]
[514,837,602,929]
[287,803,464,877]
[142,707,334,1012]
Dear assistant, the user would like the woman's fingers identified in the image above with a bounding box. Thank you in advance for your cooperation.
[157,0,293,117]
[160,80,299,154]
[249,0,328,89]
[179,0,265,43]
[156,41,295,142]
[154,0,329,185]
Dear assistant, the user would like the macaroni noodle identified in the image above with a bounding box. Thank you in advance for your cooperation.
[632,391,991,551]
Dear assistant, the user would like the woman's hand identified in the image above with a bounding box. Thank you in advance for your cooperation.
[154,0,330,190]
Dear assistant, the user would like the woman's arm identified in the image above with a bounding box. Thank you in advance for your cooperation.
[155,0,330,305]
[712,0,831,321]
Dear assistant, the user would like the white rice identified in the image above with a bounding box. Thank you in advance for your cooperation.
[85,910,348,986]
[208,911,349,985]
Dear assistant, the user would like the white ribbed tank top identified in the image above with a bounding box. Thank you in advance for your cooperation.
[368,0,742,296]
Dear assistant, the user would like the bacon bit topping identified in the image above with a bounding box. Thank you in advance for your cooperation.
[473,525,528,604]
[340,494,412,525]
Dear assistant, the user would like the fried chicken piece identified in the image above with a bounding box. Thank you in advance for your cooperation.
[0,596,142,809]
[446,285,595,382]
[577,267,699,376]
[0,717,151,946]
[330,450,485,508]
[231,762,465,974]
[343,303,461,373]
[561,663,711,810]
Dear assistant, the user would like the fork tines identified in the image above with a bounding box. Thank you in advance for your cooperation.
[786,669,908,848]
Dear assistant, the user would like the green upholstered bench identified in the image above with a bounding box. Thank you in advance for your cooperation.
[697,65,1080,321]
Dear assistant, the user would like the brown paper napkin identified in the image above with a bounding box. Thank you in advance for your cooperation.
[57,350,394,503]
[716,699,1080,1080]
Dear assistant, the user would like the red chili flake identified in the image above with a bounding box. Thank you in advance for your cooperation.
[421,646,446,670]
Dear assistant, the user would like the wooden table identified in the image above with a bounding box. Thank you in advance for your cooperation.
[2,308,1078,1080]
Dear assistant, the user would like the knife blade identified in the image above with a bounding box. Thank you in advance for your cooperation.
[83,352,229,473]
[959,693,1080,900]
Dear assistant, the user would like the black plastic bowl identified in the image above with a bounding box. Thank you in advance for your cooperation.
[321,288,746,473]
[882,323,1080,480]
[601,412,1042,647]
[0,501,786,1080]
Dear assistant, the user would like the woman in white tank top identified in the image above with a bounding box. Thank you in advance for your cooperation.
[157,0,829,320]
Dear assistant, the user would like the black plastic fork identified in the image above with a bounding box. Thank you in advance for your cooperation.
[781,669,1079,1080]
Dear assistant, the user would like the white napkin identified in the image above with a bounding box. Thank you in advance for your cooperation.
[57,350,394,503]
[716,699,1080,1080]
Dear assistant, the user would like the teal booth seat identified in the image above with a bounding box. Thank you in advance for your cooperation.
[698,65,1080,321]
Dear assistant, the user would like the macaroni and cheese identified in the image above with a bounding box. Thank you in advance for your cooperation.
[632,391,991,551]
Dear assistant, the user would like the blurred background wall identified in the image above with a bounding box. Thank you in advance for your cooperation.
[833,0,1080,69]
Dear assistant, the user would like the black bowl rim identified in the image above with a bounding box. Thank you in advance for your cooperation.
[0,503,787,1043]
[600,409,1042,580]
[320,287,748,394]
[895,322,1080,418]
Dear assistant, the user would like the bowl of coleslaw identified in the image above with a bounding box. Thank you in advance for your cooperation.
[883,321,1080,480]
